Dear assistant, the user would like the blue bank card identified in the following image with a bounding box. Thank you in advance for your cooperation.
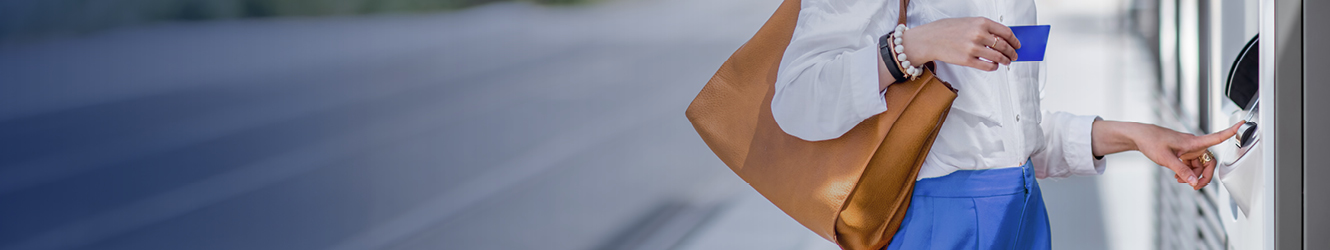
[1009,25,1050,61]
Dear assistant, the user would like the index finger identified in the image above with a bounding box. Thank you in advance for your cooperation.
[983,20,1021,49]
[1185,121,1244,152]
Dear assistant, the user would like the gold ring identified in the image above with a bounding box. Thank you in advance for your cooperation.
[991,37,999,47]
[1200,151,1214,164]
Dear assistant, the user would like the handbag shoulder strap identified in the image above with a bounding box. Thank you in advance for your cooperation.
[898,0,910,26]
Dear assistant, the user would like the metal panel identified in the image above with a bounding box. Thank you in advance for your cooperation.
[1266,0,1303,248]
[1197,0,1212,132]
[1302,0,1329,246]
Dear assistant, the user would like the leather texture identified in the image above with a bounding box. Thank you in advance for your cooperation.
[683,0,957,249]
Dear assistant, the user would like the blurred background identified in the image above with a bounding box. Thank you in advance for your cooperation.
[0,0,1251,249]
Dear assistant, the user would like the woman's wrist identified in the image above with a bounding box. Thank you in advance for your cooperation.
[886,27,923,79]
[899,29,936,63]
[876,47,896,91]
[878,33,909,86]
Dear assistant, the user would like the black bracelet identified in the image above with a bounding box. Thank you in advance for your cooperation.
[879,33,907,83]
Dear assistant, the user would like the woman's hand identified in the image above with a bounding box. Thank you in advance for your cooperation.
[900,17,1021,71]
[1091,121,1244,190]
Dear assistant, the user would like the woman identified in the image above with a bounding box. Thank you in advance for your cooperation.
[771,0,1240,248]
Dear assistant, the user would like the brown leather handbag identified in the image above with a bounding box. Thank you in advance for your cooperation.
[683,0,956,249]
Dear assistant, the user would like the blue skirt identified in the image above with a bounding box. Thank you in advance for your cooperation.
[885,161,1051,249]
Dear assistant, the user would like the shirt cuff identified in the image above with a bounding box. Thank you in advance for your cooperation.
[848,42,888,117]
[1063,115,1107,176]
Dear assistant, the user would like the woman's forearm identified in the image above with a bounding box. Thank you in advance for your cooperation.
[1092,119,1242,189]
[1090,120,1140,157]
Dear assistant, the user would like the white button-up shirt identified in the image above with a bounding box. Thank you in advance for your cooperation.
[772,0,1105,179]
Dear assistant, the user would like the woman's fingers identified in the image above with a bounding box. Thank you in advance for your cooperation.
[1174,157,1215,190]
[989,38,1019,62]
[1185,158,1208,190]
[1152,150,1199,187]
[1199,156,1217,189]
[981,18,1021,49]
[1183,121,1244,154]
[972,44,1011,65]
[1176,147,1206,161]
[966,19,1018,63]
[1175,121,1243,160]
[962,57,1000,71]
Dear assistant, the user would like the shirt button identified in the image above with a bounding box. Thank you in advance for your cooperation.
[1016,114,1021,122]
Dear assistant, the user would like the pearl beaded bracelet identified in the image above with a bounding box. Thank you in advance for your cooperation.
[888,24,921,79]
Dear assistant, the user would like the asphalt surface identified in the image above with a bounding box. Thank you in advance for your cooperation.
[0,0,775,249]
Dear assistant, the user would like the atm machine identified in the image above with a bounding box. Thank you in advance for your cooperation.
[1213,35,1262,250]
[1145,0,1325,249]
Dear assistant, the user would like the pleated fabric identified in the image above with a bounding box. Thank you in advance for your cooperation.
[885,160,1051,249]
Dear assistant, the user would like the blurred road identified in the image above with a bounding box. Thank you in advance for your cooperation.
[0,0,1163,249]
[0,0,777,249]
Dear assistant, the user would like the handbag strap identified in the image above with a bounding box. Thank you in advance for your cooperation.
[898,0,910,26]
